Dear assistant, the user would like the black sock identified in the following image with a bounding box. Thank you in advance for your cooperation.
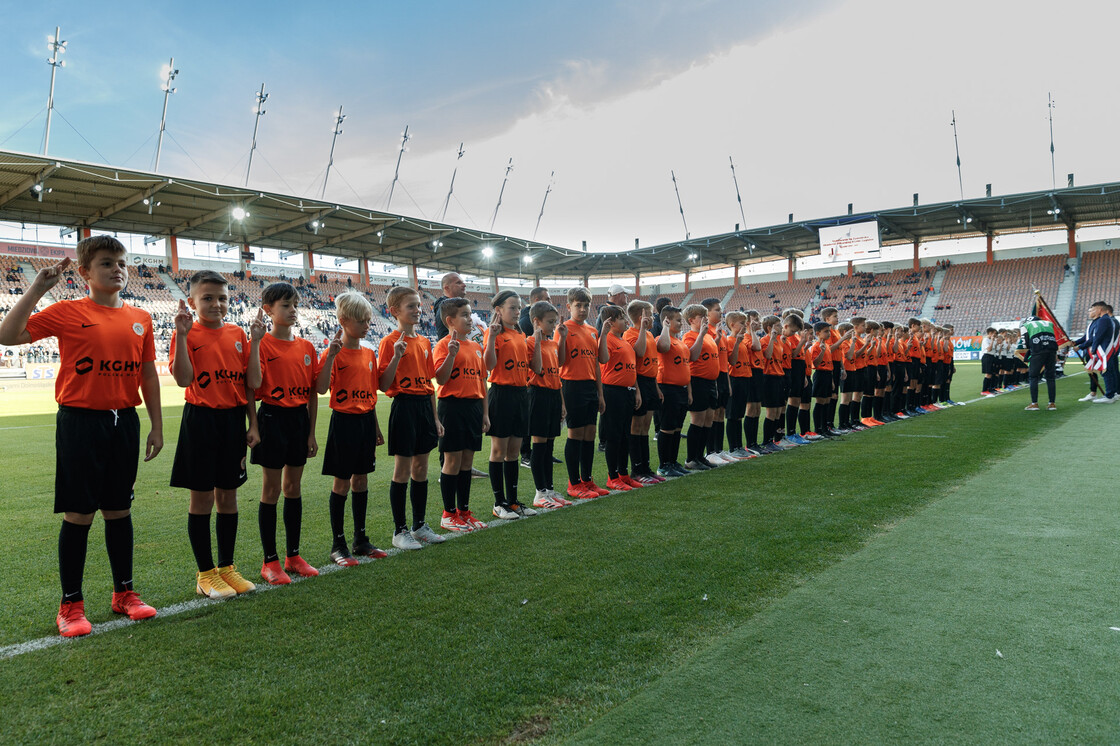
[545,439,556,488]
[215,512,237,568]
[351,490,368,537]
[489,460,505,506]
[520,438,531,461]
[671,432,683,463]
[708,421,724,454]
[503,460,519,506]
[745,416,759,448]
[259,502,278,563]
[838,403,850,428]
[786,407,798,435]
[389,481,408,532]
[456,469,473,511]
[762,417,774,444]
[629,435,645,473]
[799,407,810,434]
[726,419,743,450]
[187,512,214,572]
[618,435,630,475]
[59,520,90,602]
[565,439,582,485]
[657,431,671,468]
[283,497,302,558]
[409,479,428,530]
[860,398,871,419]
[440,474,457,513]
[605,440,619,479]
[580,438,595,482]
[686,424,702,461]
[329,491,347,548]
[103,515,134,593]
[813,403,824,433]
[531,442,549,490]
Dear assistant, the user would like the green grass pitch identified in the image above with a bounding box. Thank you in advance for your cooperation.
[2,362,1115,744]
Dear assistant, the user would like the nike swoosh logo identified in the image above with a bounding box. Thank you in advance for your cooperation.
[337,365,349,370]
[191,345,205,352]
[81,323,98,328]
[266,356,280,362]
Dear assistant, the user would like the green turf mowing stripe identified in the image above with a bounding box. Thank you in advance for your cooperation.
[566,399,1120,744]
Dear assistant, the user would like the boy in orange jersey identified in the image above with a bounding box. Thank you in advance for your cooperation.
[682,304,722,469]
[316,291,388,567]
[699,298,733,463]
[942,324,959,405]
[525,300,571,508]
[723,311,762,457]
[378,286,446,550]
[558,287,608,499]
[779,313,811,446]
[874,321,898,422]
[0,236,161,636]
[654,306,693,476]
[784,309,816,442]
[808,321,837,436]
[170,270,264,598]
[598,305,643,490]
[857,321,883,427]
[742,311,766,452]
[484,290,537,520]
[820,306,844,435]
[891,324,913,417]
[905,317,926,415]
[835,321,860,430]
[433,298,491,531]
[623,300,665,484]
[757,315,790,452]
[251,282,321,584]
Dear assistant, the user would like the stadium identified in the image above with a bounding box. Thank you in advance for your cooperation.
[2,3,1120,744]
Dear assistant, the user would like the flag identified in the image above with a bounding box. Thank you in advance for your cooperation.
[1030,291,1069,347]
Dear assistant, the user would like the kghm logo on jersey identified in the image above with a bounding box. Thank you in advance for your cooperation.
[75,356,94,375]
[196,371,212,389]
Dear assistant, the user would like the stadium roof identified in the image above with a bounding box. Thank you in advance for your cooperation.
[2,148,1120,279]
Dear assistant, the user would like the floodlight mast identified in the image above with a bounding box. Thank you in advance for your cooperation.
[440,143,465,221]
[245,83,268,187]
[42,26,67,156]
[386,125,411,211]
[729,156,746,228]
[154,57,179,172]
[671,170,689,240]
[951,111,964,200]
[533,171,554,240]
[489,158,514,231]
[321,106,346,200]
[1048,93,1057,191]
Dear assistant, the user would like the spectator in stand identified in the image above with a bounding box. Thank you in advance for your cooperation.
[519,287,550,335]
[595,284,629,335]
[432,272,467,340]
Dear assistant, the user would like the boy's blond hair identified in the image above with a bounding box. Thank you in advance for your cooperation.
[626,299,653,323]
[386,286,420,317]
[683,304,707,322]
[837,322,854,333]
[761,314,781,331]
[567,287,592,304]
[725,311,747,326]
[335,291,372,322]
[76,235,126,269]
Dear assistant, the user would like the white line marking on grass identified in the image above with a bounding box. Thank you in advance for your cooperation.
[895,434,948,438]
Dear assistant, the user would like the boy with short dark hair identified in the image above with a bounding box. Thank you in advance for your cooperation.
[624,299,665,484]
[598,305,642,490]
[724,311,761,456]
[682,304,721,469]
[525,300,571,508]
[316,291,388,566]
[654,306,693,476]
[252,282,322,584]
[0,237,162,636]
[378,286,446,549]
[558,287,608,499]
[170,270,264,597]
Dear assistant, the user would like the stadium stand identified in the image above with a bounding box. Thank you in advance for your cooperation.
[1070,249,1120,336]
[930,255,1065,335]
[725,278,821,316]
[812,268,929,323]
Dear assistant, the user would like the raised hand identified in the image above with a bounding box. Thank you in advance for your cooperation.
[557,323,569,339]
[393,336,408,359]
[33,257,72,292]
[249,307,267,341]
[448,328,460,357]
[328,328,343,356]
[490,314,504,333]
[174,299,193,334]
[639,315,651,333]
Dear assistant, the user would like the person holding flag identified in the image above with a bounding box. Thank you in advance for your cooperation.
[1022,291,1067,411]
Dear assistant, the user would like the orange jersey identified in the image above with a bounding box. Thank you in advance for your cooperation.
[171,322,250,409]
[713,330,730,373]
[854,338,869,369]
[257,334,319,407]
[321,345,378,413]
[839,340,859,372]
[761,334,787,377]
[525,335,561,390]
[748,337,766,372]
[623,328,658,378]
[485,325,529,386]
[26,297,155,410]
[682,330,720,380]
[601,332,637,387]
[783,335,805,367]
[896,338,911,362]
[433,336,486,399]
[557,320,598,381]
[657,336,691,386]
[829,328,844,362]
[378,330,435,397]
[727,335,753,378]
[908,335,924,362]
[809,340,833,371]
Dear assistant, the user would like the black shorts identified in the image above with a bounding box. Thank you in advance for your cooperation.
[891,362,908,387]
[788,361,807,401]
[488,383,528,439]
[561,379,598,429]
[689,376,717,412]
[877,365,889,389]
[727,376,750,419]
[812,369,833,399]
[761,374,785,409]
[322,409,379,478]
[714,372,730,409]
[55,405,139,514]
[251,402,311,470]
[438,396,484,453]
[923,362,936,386]
[863,368,877,397]
[831,362,842,395]
[933,362,947,387]
[908,361,922,383]
[839,368,859,394]
[634,375,661,415]
[600,384,636,441]
[387,394,438,457]
[980,354,994,374]
[745,374,761,404]
[528,385,562,438]
[172,403,248,491]
[659,384,688,431]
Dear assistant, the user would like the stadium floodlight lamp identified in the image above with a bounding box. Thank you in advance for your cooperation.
[231,206,248,221]
[481,245,494,258]
[687,252,698,261]
[306,220,321,234]
[523,254,533,265]
[143,235,161,246]
[29,182,50,201]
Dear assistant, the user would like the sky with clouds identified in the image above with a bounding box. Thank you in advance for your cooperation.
[3,0,1120,255]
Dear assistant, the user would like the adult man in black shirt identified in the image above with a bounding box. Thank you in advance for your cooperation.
[432,271,467,339]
